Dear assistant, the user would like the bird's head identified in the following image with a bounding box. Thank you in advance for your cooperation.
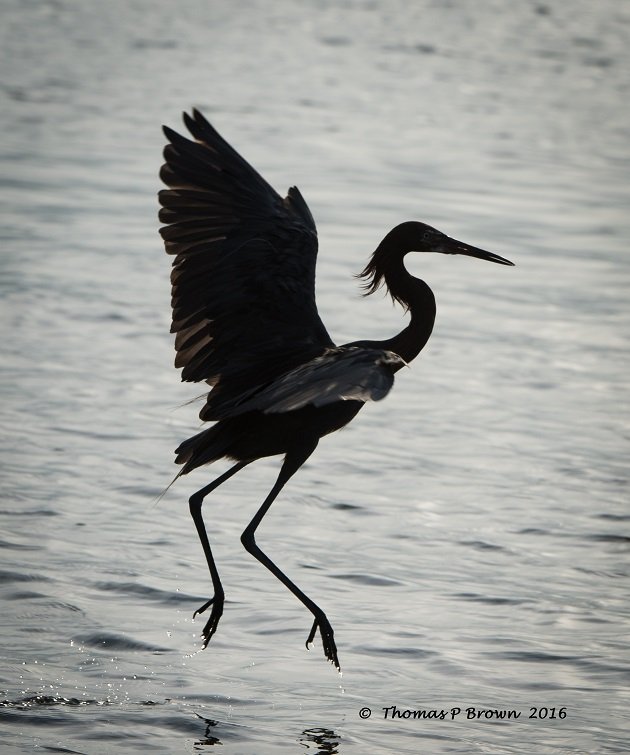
[359,221,513,301]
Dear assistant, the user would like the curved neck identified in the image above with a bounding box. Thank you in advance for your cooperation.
[380,265,436,364]
[355,251,437,366]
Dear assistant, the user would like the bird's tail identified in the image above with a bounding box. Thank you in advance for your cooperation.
[153,422,235,505]
[174,423,231,476]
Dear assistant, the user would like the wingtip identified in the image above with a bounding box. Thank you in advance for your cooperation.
[182,109,195,132]
[162,124,179,141]
[191,107,211,129]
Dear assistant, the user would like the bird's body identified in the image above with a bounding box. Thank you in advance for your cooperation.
[175,393,364,472]
[159,109,513,670]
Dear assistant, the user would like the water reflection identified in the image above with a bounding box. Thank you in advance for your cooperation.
[300,727,341,754]
[190,720,342,752]
[194,715,222,748]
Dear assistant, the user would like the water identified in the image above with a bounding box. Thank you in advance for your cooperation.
[1,0,629,752]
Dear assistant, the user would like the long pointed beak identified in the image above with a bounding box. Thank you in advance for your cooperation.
[439,236,514,266]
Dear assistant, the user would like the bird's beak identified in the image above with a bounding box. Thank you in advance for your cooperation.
[439,236,514,266]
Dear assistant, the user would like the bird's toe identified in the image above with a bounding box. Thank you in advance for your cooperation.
[306,616,340,671]
[193,595,224,647]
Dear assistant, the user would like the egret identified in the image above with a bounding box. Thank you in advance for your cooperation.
[159,109,513,669]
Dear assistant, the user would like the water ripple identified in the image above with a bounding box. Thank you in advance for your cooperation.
[92,581,196,605]
[454,592,532,606]
[0,569,51,584]
[0,538,42,551]
[71,632,171,654]
[329,572,402,587]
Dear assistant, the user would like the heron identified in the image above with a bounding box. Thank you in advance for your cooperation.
[158,109,513,670]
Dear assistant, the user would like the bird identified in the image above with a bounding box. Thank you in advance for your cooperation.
[158,109,513,671]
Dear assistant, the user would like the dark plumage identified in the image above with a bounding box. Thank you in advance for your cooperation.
[159,109,513,670]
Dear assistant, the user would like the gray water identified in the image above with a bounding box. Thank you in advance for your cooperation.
[1,0,629,752]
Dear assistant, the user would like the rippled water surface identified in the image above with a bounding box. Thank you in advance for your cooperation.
[1,0,629,752]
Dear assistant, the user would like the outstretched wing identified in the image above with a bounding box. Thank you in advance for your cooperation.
[204,347,405,419]
[159,109,334,420]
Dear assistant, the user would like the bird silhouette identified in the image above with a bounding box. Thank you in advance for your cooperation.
[158,109,513,670]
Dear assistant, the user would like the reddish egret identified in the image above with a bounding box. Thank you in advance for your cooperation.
[159,109,513,669]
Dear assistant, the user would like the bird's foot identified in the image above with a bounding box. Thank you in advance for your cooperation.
[306,615,341,671]
[193,594,224,648]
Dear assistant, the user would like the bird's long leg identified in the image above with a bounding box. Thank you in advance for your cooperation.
[189,460,251,647]
[240,441,340,670]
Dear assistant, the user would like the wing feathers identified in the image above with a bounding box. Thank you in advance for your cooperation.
[206,347,405,419]
[159,110,334,415]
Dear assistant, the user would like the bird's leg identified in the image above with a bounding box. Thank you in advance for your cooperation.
[240,441,341,671]
[189,460,250,647]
